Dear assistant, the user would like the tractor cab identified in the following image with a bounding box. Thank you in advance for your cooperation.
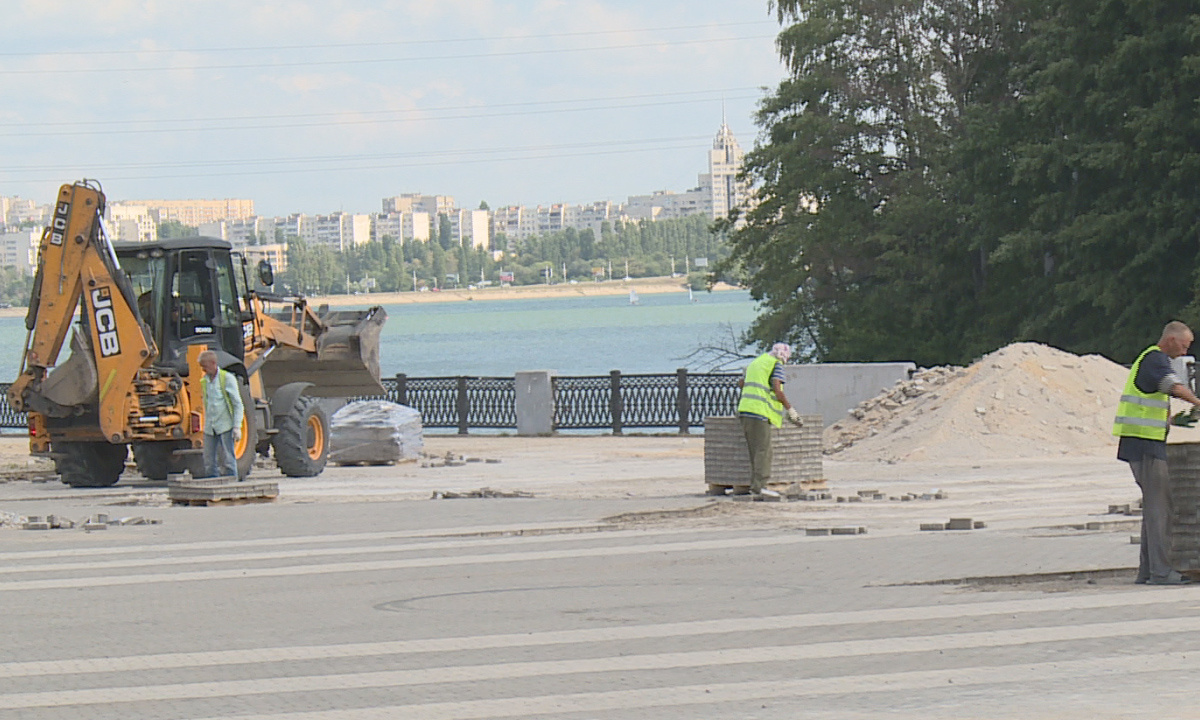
[115,237,250,373]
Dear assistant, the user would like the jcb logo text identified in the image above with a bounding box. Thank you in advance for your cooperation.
[91,287,121,357]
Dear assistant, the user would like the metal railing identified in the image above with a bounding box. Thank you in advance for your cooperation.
[0,369,741,435]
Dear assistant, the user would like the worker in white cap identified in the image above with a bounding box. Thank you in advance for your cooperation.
[736,342,803,498]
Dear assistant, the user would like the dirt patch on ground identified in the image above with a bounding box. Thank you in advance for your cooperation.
[899,567,1139,593]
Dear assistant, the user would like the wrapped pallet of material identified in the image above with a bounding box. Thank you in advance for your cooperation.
[329,400,423,466]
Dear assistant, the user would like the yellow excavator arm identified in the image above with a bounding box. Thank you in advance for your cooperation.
[9,181,157,443]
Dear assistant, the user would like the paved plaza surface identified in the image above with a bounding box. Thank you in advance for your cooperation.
[0,435,1193,719]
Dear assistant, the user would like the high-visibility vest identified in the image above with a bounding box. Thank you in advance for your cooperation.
[1112,345,1171,441]
[737,352,784,428]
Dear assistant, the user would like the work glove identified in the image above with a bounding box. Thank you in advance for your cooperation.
[786,408,804,426]
[1173,408,1200,428]
[232,427,242,443]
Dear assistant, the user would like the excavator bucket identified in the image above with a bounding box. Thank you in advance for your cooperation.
[260,306,387,398]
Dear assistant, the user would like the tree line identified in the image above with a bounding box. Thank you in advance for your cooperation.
[279,214,727,294]
[722,0,1200,366]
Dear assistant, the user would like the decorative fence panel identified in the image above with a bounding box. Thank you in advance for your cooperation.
[0,369,740,434]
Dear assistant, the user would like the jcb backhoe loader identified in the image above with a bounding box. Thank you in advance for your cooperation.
[8,180,387,487]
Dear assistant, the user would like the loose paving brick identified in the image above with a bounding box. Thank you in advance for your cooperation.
[830,527,864,536]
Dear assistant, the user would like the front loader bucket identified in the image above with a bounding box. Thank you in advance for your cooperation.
[261,306,387,398]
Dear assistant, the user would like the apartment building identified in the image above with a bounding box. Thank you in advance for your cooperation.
[197,216,277,247]
[106,204,158,243]
[124,198,255,226]
[624,188,711,222]
[317,213,370,252]
[371,212,431,244]
[0,229,40,275]
[3,197,47,227]
[272,212,370,252]
[449,209,491,249]
[491,205,537,242]
[242,244,289,275]
[274,214,316,245]
[382,194,455,217]
[565,201,618,237]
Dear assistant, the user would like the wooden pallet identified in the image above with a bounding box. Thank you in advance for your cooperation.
[707,478,827,496]
[171,495,278,507]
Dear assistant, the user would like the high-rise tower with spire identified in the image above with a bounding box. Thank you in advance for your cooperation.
[704,117,748,220]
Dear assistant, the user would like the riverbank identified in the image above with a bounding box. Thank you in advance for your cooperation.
[0,277,739,318]
[309,277,736,308]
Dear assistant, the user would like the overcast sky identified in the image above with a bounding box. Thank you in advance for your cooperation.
[0,1,786,217]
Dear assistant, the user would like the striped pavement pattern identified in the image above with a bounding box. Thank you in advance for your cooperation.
[4,522,1196,719]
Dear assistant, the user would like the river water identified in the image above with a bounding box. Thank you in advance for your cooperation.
[0,289,759,380]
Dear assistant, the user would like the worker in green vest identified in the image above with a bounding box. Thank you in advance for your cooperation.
[1113,321,1200,585]
[737,342,804,499]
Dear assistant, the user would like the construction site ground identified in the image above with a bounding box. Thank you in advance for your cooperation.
[11,431,1200,718]
[0,433,1147,554]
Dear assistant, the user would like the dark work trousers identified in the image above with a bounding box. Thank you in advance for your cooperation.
[1131,455,1174,582]
[740,415,774,493]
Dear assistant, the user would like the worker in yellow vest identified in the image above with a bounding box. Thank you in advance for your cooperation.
[737,342,804,499]
[1113,321,1200,585]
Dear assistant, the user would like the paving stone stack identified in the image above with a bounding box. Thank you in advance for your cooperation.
[704,415,823,493]
[1168,442,1200,572]
[168,476,278,505]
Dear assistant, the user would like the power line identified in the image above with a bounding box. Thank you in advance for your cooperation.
[79,143,713,182]
[0,93,759,138]
[0,21,777,58]
[0,88,762,131]
[0,35,774,75]
[0,135,719,181]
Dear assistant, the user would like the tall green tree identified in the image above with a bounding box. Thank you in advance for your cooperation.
[726,0,1200,365]
[994,0,1200,362]
[725,0,1014,364]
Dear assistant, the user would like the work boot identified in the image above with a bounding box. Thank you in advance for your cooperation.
[1147,571,1192,586]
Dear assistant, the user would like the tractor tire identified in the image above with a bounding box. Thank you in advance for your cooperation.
[132,442,171,481]
[132,441,204,481]
[232,379,256,480]
[272,395,330,477]
[56,442,128,488]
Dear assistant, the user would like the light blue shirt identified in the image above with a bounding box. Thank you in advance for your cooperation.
[201,369,244,435]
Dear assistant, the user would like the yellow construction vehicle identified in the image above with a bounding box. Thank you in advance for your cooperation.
[8,180,387,487]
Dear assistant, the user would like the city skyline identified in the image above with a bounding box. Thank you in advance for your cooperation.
[2,120,750,273]
[0,1,787,217]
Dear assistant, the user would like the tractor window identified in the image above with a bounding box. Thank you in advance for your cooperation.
[231,252,251,308]
[118,250,168,341]
[214,256,242,328]
[173,251,216,338]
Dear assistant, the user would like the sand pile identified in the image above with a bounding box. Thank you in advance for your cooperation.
[823,342,1132,462]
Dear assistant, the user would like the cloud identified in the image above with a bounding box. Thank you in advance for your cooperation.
[1,0,783,214]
